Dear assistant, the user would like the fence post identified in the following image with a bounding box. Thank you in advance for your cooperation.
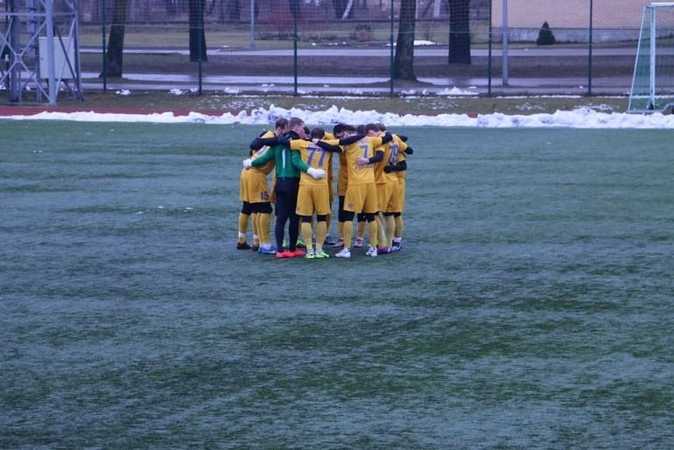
[389,0,394,97]
[290,0,299,96]
[587,0,593,96]
[250,0,256,49]
[102,0,107,91]
[45,0,56,104]
[198,23,203,95]
[488,0,493,96]
[502,0,509,86]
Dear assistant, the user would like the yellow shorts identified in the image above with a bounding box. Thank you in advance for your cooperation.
[397,178,406,212]
[377,179,401,213]
[344,182,378,214]
[328,177,335,206]
[240,169,270,203]
[296,183,331,216]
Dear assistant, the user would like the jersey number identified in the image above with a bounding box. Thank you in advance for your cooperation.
[306,146,328,167]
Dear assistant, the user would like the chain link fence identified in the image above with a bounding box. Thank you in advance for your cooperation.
[2,0,650,100]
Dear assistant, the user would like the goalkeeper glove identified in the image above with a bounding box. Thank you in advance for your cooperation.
[307,168,325,180]
[243,159,253,169]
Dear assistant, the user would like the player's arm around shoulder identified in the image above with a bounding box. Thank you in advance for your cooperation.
[249,130,278,150]
[366,131,391,148]
[394,134,410,153]
[291,148,310,173]
[249,145,276,167]
[313,138,342,153]
[321,138,341,147]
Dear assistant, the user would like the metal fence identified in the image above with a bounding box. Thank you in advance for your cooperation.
[2,0,649,102]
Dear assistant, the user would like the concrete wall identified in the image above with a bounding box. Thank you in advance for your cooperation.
[490,0,671,42]
[491,0,651,29]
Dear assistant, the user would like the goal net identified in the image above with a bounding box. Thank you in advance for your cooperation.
[628,3,674,113]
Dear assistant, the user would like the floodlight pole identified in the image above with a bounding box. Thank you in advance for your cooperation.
[8,0,21,102]
[45,0,56,104]
[3,0,81,104]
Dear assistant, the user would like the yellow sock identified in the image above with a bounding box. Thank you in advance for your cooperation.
[368,220,378,249]
[343,220,354,248]
[385,215,396,248]
[252,213,260,246]
[238,213,250,243]
[301,222,313,252]
[376,214,386,247]
[394,215,404,239]
[325,213,332,237]
[357,220,366,240]
[258,213,271,246]
[315,221,327,251]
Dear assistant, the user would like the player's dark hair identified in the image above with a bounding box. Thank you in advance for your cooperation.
[311,128,325,139]
[365,123,379,134]
[275,118,289,130]
[332,123,345,135]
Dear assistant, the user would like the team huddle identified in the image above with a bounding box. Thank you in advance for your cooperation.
[237,117,413,259]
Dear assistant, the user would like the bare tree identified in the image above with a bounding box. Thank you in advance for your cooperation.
[332,0,354,19]
[189,0,208,61]
[448,0,471,64]
[103,0,130,77]
[393,0,416,79]
[224,0,241,21]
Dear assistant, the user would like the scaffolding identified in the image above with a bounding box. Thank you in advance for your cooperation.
[1,0,82,104]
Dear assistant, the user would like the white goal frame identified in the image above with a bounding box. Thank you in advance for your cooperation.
[628,2,674,113]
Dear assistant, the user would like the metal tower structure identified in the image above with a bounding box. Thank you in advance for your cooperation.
[1,0,82,104]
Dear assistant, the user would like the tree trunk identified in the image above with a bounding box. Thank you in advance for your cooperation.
[104,0,129,77]
[448,0,471,64]
[166,0,177,15]
[332,0,350,19]
[224,0,241,21]
[290,0,300,20]
[189,0,208,61]
[393,0,416,80]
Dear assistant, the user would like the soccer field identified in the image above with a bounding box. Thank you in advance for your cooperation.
[1,121,673,449]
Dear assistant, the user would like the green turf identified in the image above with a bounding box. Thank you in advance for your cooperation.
[1,121,673,449]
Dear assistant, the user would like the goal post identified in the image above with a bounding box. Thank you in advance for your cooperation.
[628,3,674,113]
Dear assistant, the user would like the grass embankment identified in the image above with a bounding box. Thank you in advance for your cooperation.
[28,91,630,116]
